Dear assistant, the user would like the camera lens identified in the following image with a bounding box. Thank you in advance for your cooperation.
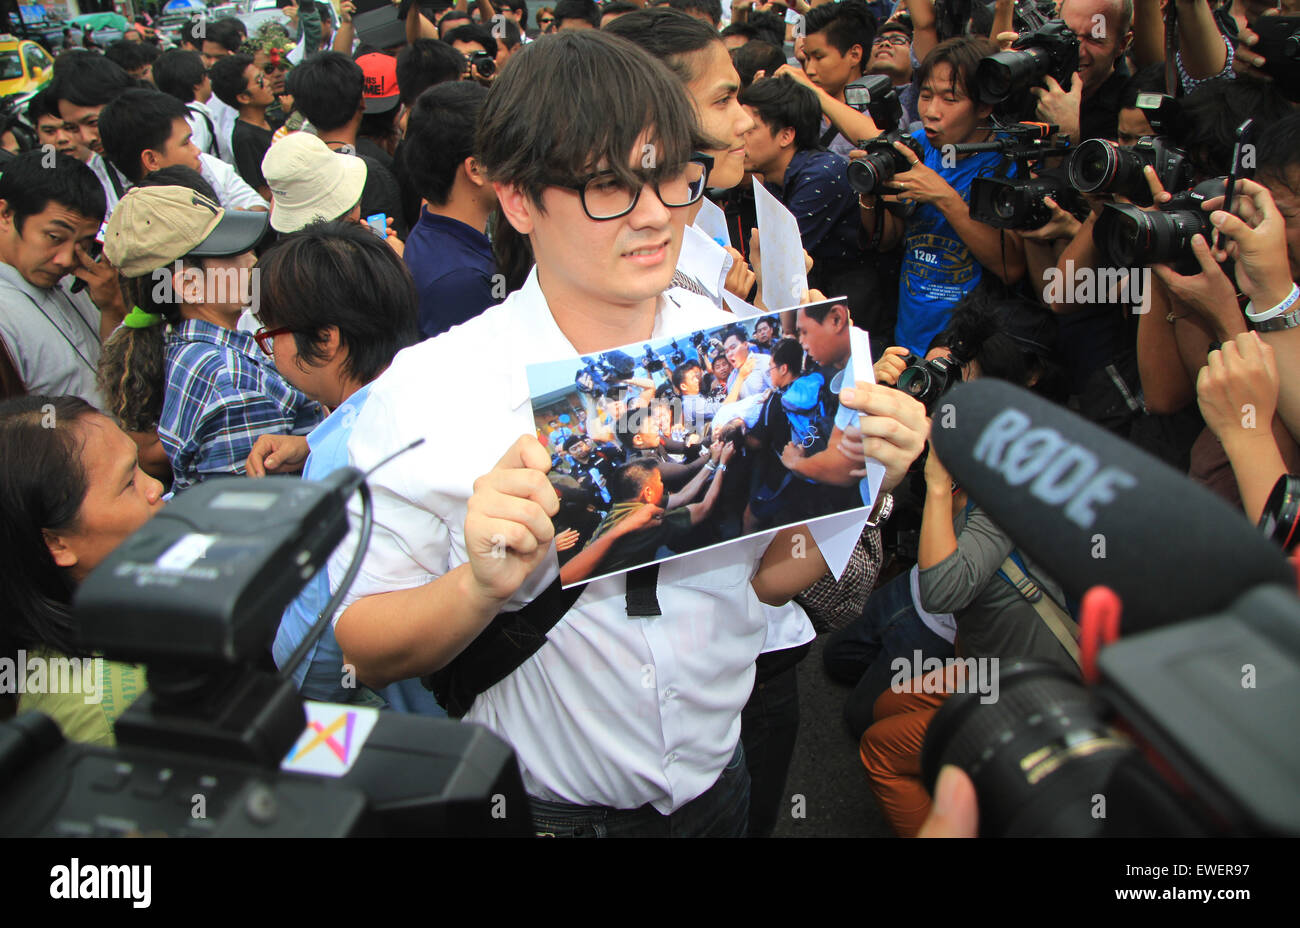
[848,150,896,195]
[976,48,1045,104]
[1069,139,1153,205]
[993,185,1019,221]
[921,661,1135,837]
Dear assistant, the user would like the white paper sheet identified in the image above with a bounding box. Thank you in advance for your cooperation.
[753,177,808,311]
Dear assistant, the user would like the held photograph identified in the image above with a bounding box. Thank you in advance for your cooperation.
[526,297,871,587]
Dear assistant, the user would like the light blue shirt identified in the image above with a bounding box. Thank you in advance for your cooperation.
[272,382,444,716]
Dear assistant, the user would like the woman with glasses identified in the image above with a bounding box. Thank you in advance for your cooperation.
[95,184,321,495]
[536,7,557,32]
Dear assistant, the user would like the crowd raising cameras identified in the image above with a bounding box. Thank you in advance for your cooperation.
[2,0,1299,840]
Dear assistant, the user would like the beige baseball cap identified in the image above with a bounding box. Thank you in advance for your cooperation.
[262,132,368,233]
[104,187,269,278]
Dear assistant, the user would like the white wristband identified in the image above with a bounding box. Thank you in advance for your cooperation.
[1245,283,1300,323]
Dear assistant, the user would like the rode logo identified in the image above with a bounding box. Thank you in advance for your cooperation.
[972,409,1137,529]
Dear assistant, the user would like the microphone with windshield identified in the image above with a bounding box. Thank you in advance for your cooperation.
[919,379,1300,836]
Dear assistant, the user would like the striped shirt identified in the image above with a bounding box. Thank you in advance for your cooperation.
[160,318,322,492]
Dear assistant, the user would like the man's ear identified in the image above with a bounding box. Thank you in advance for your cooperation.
[464,156,489,189]
[42,528,79,570]
[778,126,797,150]
[316,325,343,365]
[494,180,536,235]
[847,42,863,71]
[0,200,13,235]
[141,147,163,175]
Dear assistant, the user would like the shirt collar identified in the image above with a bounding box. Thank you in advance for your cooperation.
[307,381,373,451]
[416,208,491,247]
[0,260,57,299]
[167,317,261,356]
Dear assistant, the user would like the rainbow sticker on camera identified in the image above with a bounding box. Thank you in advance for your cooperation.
[526,297,874,587]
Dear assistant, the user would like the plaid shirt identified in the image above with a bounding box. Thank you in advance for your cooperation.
[161,319,323,493]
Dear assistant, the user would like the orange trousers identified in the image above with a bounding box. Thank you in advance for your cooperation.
[859,664,966,837]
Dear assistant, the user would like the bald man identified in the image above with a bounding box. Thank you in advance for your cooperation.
[1034,0,1133,142]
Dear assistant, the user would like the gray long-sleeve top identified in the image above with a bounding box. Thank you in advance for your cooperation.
[917,502,1078,676]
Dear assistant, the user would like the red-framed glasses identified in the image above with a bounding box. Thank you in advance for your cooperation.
[254,325,292,357]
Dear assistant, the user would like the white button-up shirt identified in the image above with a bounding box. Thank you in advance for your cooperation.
[333,269,775,813]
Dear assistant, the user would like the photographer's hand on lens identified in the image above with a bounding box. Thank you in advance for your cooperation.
[995,31,1018,51]
[873,345,911,386]
[1031,72,1082,144]
[838,381,929,493]
[881,143,953,207]
[464,436,559,605]
[1020,195,1082,243]
[916,765,979,838]
[1202,179,1295,309]
[245,433,310,476]
[1113,164,1173,211]
[1152,234,1245,340]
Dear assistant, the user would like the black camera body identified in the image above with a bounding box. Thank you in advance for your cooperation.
[893,347,969,416]
[1093,176,1227,275]
[1251,15,1300,103]
[848,130,925,196]
[468,50,495,77]
[976,20,1079,111]
[1068,136,1194,207]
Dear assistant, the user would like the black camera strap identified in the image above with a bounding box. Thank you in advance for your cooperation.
[422,565,661,717]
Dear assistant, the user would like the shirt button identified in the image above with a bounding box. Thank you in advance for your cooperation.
[667,752,678,764]
[662,687,675,701]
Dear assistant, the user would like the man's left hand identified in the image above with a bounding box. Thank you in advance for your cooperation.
[884,144,955,208]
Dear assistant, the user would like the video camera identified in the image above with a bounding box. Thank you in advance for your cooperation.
[0,467,529,837]
[956,122,1086,231]
[921,379,1300,837]
[575,349,638,397]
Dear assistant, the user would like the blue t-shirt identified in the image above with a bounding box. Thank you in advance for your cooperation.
[404,209,501,339]
[894,132,1007,355]
[272,382,445,717]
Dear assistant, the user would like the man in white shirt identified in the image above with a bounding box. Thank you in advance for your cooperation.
[98,89,269,212]
[332,31,928,835]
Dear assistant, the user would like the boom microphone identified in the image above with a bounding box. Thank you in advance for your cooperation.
[929,379,1292,633]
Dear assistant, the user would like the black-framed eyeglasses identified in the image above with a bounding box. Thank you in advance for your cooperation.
[254,325,292,357]
[552,154,712,221]
[872,33,909,47]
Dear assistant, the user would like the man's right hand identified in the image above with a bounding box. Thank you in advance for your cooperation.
[839,381,929,493]
[464,436,559,604]
[614,503,665,537]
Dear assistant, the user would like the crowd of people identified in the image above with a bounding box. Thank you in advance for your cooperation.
[1,0,1297,838]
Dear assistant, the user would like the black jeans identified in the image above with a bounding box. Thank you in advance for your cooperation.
[740,641,811,838]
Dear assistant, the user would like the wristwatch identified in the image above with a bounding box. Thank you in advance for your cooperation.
[865,491,893,528]
[1252,308,1300,333]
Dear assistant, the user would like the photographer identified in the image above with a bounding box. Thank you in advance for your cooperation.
[856,295,1076,838]
[739,75,875,326]
[859,36,1028,357]
[1032,0,1133,144]
[1,395,162,745]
